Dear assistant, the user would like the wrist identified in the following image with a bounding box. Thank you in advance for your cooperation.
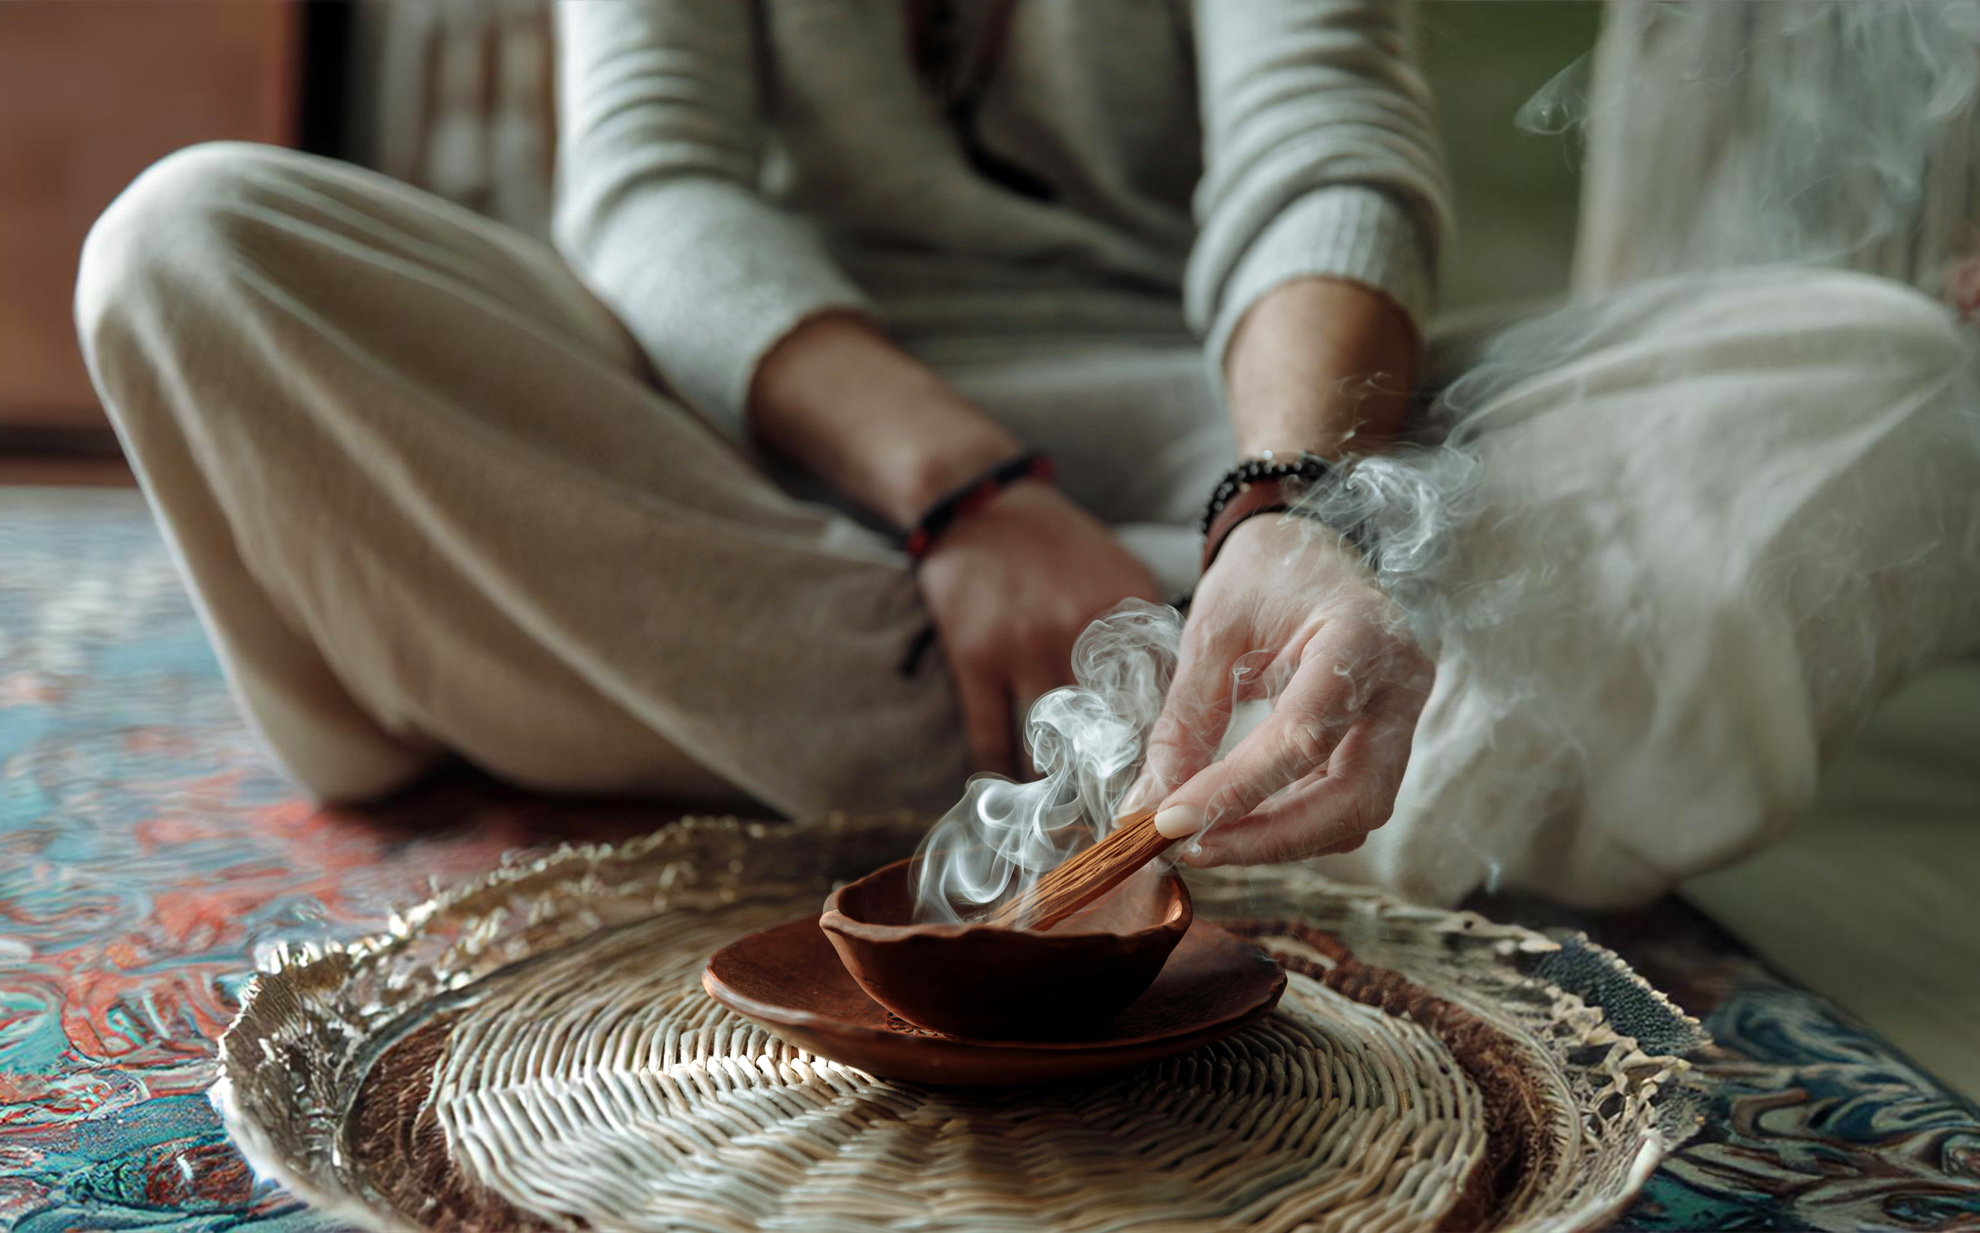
[747,313,1026,528]
[1225,278,1418,460]
[914,473,1054,564]
[893,430,1027,529]
[1233,431,1360,462]
[1232,399,1403,461]
[905,450,1057,562]
[1199,453,1375,573]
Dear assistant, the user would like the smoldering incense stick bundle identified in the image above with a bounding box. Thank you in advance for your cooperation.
[984,807,1175,931]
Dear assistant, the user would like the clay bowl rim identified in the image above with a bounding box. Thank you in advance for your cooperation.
[818,856,1192,948]
[703,918,1281,1053]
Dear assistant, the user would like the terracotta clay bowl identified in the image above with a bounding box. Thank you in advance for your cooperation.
[817,857,1191,1040]
[704,912,1284,1085]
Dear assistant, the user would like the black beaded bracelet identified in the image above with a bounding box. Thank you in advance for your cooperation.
[1198,452,1374,569]
[904,450,1055,562]
[1197,453,1336,534]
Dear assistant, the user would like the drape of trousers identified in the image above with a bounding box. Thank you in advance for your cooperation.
[78,142,1980,906]
[75,143,1229,818]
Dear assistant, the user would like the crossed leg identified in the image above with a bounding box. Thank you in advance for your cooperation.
[78,142,979,814]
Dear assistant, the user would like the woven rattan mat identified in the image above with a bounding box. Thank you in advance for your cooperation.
[212,814,1705,1232]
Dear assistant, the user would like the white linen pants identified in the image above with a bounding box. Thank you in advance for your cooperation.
[78,142,1980,906]
[75,143,1229,818]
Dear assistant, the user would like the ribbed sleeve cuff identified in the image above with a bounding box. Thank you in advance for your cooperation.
[1203,185,1436,373]
[561,180,878,444]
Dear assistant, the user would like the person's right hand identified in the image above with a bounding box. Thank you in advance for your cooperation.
[917,480,1164,777]
[1132,513,1431,866]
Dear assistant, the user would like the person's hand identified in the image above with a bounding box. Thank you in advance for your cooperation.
[744,312,1161,775]
[918,481,1164,777]
[1134,514,1431,866]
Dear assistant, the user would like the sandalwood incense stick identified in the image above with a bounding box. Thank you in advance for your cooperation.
[984,807,1175,931]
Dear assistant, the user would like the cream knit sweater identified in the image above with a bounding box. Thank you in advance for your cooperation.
[553,0,1451,439]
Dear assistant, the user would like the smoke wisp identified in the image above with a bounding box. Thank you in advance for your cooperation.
[911,600,1182,924]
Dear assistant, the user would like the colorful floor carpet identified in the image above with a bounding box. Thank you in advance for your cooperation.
[2,487,1976,1231]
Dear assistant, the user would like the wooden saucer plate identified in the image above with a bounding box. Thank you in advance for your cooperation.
[703,915,1287,1086]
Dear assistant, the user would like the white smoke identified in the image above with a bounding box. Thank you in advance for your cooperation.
[1285,441,1482,617]
[1537,0,1980,289]
[1434,0,1980,719]
[911,601,1182,924]
[1309,0,1980,904]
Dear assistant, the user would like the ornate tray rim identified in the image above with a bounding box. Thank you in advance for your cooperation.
[210,813,1709,1233]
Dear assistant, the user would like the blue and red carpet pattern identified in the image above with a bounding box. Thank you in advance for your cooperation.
[2,488,1976,1231]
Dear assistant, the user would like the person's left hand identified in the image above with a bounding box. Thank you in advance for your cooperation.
[1133,513,1432,866]
[917,480,1165,778]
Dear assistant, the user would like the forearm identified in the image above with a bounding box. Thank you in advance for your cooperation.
[748,313,1023,529]
[1222,276,1420,461]
[555,3,878,430]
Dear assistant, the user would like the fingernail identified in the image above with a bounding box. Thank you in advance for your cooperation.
[1153,805,1206,839]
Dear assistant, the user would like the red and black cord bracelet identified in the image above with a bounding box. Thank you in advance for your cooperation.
[895,449,1054,677]
[903,449,1056,563]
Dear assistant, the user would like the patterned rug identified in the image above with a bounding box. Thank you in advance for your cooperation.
[2,486,1976,1232]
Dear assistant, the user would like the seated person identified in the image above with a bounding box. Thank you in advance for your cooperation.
[76,0,1980,909]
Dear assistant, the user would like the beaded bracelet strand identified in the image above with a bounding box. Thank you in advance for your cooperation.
[1199,451,1373,571]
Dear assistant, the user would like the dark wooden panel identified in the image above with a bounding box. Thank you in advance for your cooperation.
[0,1,298,427]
